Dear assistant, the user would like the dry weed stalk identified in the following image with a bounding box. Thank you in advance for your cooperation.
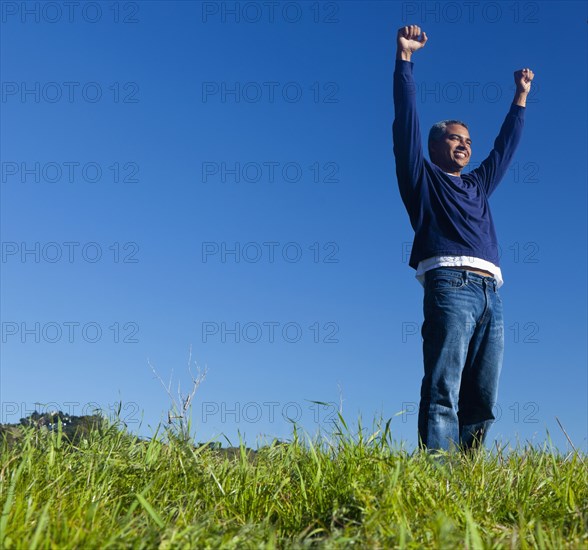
[148,345,207,441]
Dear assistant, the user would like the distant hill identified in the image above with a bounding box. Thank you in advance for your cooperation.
[0,410,262,460]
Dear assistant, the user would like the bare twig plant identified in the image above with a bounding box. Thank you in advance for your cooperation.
[148,345,207,442]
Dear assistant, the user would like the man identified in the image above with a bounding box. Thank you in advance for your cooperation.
[392,25,534,451]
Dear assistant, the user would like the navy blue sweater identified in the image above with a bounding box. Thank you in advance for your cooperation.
[393,60,525,270]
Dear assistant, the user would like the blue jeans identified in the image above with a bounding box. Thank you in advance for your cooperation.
[419,268,504,451]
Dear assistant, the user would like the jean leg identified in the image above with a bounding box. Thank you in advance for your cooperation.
[419,272,481,451]
[458,285,504,449]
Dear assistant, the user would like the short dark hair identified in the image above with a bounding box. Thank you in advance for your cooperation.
[428,120,469,157]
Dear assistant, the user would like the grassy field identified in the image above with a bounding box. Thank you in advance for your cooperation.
[1,415,586,549]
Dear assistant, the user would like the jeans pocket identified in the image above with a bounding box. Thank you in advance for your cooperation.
[427,275,466,292]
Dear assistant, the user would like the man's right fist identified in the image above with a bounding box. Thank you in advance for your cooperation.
[397,25,428,56]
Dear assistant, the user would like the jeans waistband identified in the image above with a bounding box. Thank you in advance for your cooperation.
[425,267,499,291]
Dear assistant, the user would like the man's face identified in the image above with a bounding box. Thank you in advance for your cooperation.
[430,124,472,175]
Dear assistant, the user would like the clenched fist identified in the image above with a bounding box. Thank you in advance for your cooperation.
[514,68,534,94]
[397,25,428,61]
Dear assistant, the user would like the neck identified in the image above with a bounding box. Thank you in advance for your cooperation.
[431,159,462,176]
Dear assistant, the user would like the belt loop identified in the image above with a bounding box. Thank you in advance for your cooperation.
[462,270,468,284]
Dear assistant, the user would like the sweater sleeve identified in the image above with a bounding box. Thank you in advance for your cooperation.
[468,104,525,197]
[392,60,425,211]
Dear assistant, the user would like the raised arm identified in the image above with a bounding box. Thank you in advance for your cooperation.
[469,68,534,196]
[393,25,428,209]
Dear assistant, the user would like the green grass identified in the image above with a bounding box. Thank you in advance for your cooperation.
[1,416,586,549]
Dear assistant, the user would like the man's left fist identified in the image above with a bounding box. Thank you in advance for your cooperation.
[514,68,534,94]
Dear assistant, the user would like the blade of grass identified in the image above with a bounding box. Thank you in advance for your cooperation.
[0,460,24,542]
[28,502,50,550]
[555,417,585,464]
[464,509,484,550]
[135,493,164,529]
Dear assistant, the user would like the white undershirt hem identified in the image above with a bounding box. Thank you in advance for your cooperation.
[416,256,503,288]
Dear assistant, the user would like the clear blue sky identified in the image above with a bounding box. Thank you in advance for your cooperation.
[1,1,586,452]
